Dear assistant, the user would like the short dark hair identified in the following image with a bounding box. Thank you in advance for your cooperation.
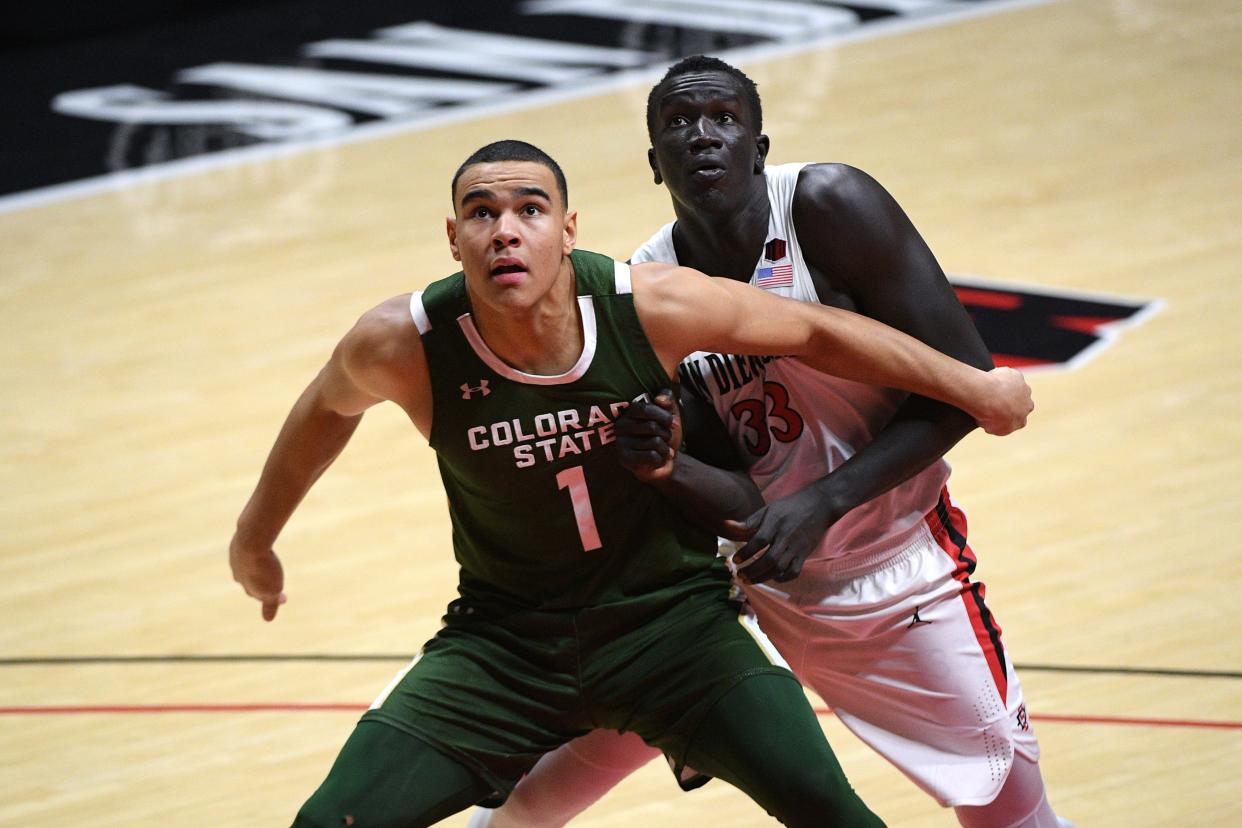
[646,55,763,141]
[451,140,568,208]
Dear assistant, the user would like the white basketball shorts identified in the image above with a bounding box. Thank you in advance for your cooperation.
[742,490,1040,807]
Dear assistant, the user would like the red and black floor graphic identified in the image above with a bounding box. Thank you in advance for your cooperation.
[948,275,1162,371]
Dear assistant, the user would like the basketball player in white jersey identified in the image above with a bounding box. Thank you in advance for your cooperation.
[469,57,1073,828]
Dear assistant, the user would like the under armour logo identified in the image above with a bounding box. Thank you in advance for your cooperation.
[907,606,933,629]
[1016,704,1030,731]
[461,380,491,399]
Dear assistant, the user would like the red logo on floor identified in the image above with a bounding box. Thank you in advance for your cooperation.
[949,276,1161,372]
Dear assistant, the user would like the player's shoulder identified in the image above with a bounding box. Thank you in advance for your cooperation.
[793,163,887,213]
[629,261,706,297]
[341,294,421,366]
[792,164,907,252]
[628,262,718,330]
[356,294,415,334]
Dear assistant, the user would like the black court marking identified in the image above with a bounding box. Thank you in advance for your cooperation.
[1,654,1238,680]
[0,654,403,665]
[948,275,1161,372]
[1014,664,1242,680]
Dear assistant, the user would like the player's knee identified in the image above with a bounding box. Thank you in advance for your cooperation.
[955,755,1065,828]
[290,797,336,827]
[291,781,363,828]
[466,806,497,828]
[765,761,878,827]
[480,801,548,828]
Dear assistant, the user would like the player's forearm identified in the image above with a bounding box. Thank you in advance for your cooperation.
[816,398,975,519]
[652,454,764,534]
[233,393,363,550]
[800,307,992,417]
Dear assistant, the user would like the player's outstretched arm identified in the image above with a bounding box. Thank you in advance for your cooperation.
[728,164,1006,584]
[229,296,429,621]
[615,390,764,533]
[631,263,1033,436]
[788,163,993,508]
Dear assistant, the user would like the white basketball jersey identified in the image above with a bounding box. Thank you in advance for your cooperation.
[631,163,951,568]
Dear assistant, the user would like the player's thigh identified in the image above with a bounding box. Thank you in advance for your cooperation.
[751,538,1013,728]
[797,573,1027,745]
[683,672,841,785]
[294,720,494,828]
[683,673,884,828]
[366,616,585,791]
[769,555,1039,805]
[586,590,790,765]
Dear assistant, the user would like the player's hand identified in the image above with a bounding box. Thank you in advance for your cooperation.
[721,487,838,584]
[973,367,1034,436]
[616,389,682,483]
[229,538,287,622]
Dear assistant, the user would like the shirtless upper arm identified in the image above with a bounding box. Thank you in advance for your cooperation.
[632,263,793,372]
[792,163,991,369]
[319,295,433,434]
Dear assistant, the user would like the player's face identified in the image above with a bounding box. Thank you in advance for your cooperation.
[447,161,577,312]
[648,71,768,208]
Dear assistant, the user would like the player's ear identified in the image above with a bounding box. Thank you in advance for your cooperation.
[446,217,461,262]
[562,210,578,255]
[754,134,770,174]
[648,148,663,185]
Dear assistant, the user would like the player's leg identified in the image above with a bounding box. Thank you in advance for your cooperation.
[746,541,1023,806]
[316,605,585,827]
[467,729,659,828]
[819,630,1072,828]
[599,590,885,828]
[751,550,1045,811]
[954,753,1076,828]
[293,720,494,828]
[681,672,885,828]
[747,501,1072,826]
[576,583,879,828]
[924,494,1073,827]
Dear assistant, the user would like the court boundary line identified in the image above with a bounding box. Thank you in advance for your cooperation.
[3,655,1236,680]
[1,703,1237,731]
[0,0,1050,216]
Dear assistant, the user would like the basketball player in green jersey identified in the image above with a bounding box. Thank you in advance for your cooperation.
[229,139,1032,827]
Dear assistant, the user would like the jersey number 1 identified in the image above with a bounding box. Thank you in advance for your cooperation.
[556,465,602,552]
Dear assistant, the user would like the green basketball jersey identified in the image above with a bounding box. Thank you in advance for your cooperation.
[412,249,725,611]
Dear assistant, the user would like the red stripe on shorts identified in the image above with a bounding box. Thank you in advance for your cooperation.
[925,488,1009,702]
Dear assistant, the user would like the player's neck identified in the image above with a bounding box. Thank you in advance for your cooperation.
[470,258,584,376]
[670,182,769,281]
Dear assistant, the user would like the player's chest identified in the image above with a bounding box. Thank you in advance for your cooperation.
[440,376,648,474]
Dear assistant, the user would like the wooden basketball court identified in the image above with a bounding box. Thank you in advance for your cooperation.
[2,0,1239,824]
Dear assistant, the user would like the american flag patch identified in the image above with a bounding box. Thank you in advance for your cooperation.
[755,263,794,289]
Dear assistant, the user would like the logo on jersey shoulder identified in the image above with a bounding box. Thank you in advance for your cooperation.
[949,275,1162,371]
[764,239,788,261]
[1016,703,1031,732]
[460,380,491,399]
